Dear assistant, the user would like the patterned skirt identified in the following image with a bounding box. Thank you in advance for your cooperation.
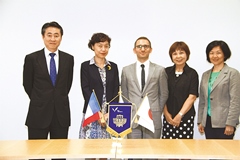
[79,113,111,139]
[162,116,194,139]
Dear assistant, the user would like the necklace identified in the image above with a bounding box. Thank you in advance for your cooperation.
[175,71,183,77]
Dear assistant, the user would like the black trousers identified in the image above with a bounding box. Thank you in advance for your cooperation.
[205,115,235,139]
[28,108,69,160]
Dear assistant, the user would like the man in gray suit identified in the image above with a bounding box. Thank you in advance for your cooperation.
[121,37,168,139]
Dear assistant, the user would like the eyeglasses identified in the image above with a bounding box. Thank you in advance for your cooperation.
[136,45,150,49]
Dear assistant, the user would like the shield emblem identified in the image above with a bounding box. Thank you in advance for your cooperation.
[106,102,132,138]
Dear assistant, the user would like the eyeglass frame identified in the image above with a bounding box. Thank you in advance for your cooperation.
[135,45,151,49]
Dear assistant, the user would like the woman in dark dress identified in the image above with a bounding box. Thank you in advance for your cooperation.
[162,42,199,144]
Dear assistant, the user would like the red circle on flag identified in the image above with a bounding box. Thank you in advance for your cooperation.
[148,109,153,120]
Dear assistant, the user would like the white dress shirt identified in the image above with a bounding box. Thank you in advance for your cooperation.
[44,48,59,74]
[136,60,149,90]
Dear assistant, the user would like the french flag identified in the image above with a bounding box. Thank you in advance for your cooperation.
[82,91,101,127]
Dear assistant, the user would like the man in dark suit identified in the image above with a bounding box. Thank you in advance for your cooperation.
[23,21,74,143]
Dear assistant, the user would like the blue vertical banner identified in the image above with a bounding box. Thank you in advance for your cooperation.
[107,102,132,137]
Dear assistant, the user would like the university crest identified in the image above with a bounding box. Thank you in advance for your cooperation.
[106,102,132,138]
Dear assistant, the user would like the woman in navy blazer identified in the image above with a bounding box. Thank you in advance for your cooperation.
[197,40,240,139]
[79,33,119,140]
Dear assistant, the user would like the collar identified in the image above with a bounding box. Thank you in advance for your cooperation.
[44,48,59,57]
[136,59,150,68]
[89,57,111,66]
[169,63,190,74]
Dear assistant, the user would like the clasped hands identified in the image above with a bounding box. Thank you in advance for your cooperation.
[166,113,182,127]
[97,112,109,128]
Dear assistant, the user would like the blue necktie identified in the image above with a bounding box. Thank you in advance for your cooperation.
[49,53,57,86]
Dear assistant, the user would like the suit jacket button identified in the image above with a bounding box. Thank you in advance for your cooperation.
[210,98,213,100]
[141,96,143,98]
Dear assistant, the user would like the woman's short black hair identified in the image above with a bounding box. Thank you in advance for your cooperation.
[206,40,231,63]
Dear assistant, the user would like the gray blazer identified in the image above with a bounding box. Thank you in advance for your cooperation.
[197,64,240,128]
[121,62,168,137]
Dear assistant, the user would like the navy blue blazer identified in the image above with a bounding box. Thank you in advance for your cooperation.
[80,60,119,113]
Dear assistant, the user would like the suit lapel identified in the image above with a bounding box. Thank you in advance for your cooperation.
[132,63,141,92]
[37,49,52,85]
[204,70,211,96]
[143,62,155,93]
[106,64,112,86]
[90,64,103,87]
[56,51,65,86]
[211,65,228,92]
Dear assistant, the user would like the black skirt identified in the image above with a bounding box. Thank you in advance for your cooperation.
[162,116,194,139]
